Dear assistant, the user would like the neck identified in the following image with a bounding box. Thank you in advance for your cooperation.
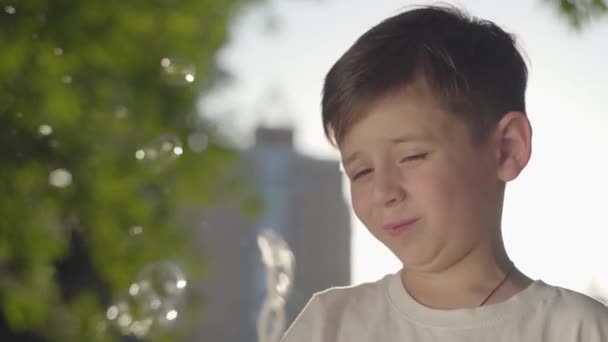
[400,240,531,309]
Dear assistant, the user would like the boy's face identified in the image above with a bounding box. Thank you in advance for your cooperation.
[339,82,505,271]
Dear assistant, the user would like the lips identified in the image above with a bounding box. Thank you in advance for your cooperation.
[382,218,419,236]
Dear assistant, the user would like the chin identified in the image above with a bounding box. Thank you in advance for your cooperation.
[391,243,437,269]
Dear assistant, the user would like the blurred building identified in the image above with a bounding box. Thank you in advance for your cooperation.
[192,126,351,342]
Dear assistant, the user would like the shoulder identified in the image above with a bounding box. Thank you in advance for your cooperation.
[281,273,393,341]
[537,281,608,330]
[544,283,608,316]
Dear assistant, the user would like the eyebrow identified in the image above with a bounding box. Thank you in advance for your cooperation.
[342,152,361,169]
[387,133,427,144]
[342,133,428,168]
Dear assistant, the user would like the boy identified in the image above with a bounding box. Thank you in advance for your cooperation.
[281,5,608,342]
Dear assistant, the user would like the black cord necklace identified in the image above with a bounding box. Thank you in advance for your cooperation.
[478,263,515,307]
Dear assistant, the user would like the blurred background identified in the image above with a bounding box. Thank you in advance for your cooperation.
[0,0,606,341]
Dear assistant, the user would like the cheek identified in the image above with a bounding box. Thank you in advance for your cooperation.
[350,184,370,222]
[411,166,462,216]
[416,163,483,229]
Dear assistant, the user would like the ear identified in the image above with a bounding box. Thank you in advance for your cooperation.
[494,111,532,182]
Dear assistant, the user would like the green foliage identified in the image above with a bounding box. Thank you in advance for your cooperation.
[547,0,608,29]
[0,0,261,340]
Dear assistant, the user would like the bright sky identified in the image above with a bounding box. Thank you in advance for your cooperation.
[201,0,608,296]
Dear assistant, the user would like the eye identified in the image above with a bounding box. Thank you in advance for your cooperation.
[352,168,372,181]
[400,153,428,163]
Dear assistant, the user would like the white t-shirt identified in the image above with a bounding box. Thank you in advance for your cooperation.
[281,271,608,341]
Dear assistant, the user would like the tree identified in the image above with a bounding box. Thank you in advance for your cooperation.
[547,0,607,29]
[0,1,260,341]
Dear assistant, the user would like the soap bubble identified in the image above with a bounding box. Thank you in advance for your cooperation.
[134,133,183,172]
[258,298,286,342]
[275,272,291,297]
[257,230,295,275]
[114,105,129,118]
[160,57,196,86]
[129,225,143,236]
[107,261,187,338]
[106,285,161,338]
[153,301,179,329]
[49,168,72,188]
[38,124,53,136]
[136,261,187,301]
[257,229,295,342]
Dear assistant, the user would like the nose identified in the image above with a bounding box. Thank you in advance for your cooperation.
[371,166,406,207]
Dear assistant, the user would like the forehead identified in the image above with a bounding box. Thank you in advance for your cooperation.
[338,84,466,153]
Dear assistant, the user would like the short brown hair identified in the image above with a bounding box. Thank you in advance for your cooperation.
[322,5,528,146]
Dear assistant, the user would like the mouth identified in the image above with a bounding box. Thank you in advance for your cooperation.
[382,218,419,237]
